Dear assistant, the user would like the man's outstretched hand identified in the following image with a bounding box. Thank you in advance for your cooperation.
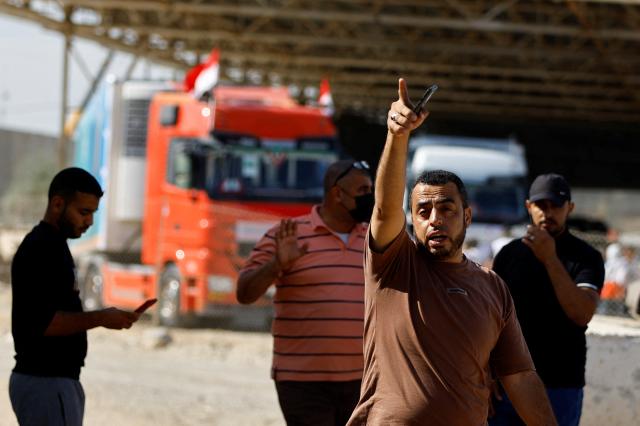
[275,219,309,272]
[99,307,140,330]
[387,78,430,136]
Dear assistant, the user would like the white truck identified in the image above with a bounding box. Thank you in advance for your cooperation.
[406,134,529,250]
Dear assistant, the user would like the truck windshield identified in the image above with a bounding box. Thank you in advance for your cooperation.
[168,136,339,203]
[206,147,336,202]
[466,182,527,224]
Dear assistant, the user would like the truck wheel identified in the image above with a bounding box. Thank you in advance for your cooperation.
[82,265,104,311]
[159,265,182,327]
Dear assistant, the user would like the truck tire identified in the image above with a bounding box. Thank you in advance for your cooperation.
[81,264,104,311]
[159,265,183,327]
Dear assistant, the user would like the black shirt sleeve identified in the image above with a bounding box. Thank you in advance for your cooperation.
[574,247,605,292]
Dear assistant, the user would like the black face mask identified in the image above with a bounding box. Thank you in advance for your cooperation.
[348,193,375,223]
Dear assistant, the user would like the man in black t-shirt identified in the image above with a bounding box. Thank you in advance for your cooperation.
[10,168,140,426]
[489,174,604,426]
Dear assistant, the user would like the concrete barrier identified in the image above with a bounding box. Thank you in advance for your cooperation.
[625,281,640,320]
[582,316,640,426]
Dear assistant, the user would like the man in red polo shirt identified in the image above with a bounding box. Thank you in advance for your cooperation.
[237,160,373,426]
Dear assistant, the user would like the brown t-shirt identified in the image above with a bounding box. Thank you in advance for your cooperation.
[348,229,534,426]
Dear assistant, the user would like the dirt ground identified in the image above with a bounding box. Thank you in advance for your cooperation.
[2,281,640,425]
[0,283,284,426]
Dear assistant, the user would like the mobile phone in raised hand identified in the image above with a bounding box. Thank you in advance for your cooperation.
[413,84,438,115]
[134,298,158,314]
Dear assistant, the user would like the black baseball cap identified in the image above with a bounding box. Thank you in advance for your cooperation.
[528,173,571,206]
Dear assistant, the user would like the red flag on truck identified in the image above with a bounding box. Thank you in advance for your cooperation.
[318,78,334,116]
[184,48,220,98]
[183,63,205,93]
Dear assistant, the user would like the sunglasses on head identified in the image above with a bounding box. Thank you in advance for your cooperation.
[333,161,370,187]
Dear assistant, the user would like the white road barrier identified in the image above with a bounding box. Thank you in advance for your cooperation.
[582,315,640,426]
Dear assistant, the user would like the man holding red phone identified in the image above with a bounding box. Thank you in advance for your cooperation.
[9,168,141,426]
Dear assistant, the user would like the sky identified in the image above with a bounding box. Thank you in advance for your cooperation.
[0,14,176,136]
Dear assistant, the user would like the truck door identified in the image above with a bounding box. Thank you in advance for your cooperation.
[161,138,210,267]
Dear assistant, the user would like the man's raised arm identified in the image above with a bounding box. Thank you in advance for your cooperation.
[370,78,430,251]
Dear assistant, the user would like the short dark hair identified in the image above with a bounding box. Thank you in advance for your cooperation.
[48,167,104,201]
[323,160,370,195]
[411,170,468,208]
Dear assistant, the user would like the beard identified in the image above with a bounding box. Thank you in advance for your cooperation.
[540,220,565,237]
[417,225,467,260]
[57,205,81,239]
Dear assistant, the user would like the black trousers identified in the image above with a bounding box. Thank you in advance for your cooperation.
[275,380,362,426]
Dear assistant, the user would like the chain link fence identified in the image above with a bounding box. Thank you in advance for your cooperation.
[573,230,638,318]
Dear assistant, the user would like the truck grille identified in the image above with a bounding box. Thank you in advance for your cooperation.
[123,98,151,157]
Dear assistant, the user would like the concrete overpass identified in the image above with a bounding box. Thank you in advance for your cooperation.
[1,1,639,199]
[2,0,640,124]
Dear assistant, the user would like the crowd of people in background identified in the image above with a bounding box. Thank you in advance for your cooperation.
[601,231,639,314]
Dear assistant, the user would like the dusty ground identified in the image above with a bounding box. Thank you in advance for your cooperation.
[2,281,640,425]
[0,283,284,426]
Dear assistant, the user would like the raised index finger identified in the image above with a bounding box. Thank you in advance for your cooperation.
[397,78,417,121]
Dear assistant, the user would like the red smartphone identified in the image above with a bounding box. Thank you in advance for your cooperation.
[134,298,158,314]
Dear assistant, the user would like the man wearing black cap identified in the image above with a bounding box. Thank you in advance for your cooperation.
[489,173,605,426]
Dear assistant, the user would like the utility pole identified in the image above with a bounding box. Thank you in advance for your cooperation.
[58,7,72,168]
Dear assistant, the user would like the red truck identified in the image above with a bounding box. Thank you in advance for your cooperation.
[72,80,338,326]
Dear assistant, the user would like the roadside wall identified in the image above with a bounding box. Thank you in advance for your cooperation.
[573,188,640,232]
[0,128,56,197]
[582,318,640,426]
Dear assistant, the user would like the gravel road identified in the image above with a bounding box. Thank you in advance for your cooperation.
[0,283,284,426]
[2,282,640,425]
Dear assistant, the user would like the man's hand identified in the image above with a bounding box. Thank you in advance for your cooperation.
[99,307,140,330]
[237,219,308,304]
[387,78,430,136]
[523,224,600,326]
[522,225,557,265]
[275,219,309,272]
[45,308,140,336]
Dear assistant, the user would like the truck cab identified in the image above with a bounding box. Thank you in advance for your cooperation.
[143,88,337,324]
[72,80,338,326]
